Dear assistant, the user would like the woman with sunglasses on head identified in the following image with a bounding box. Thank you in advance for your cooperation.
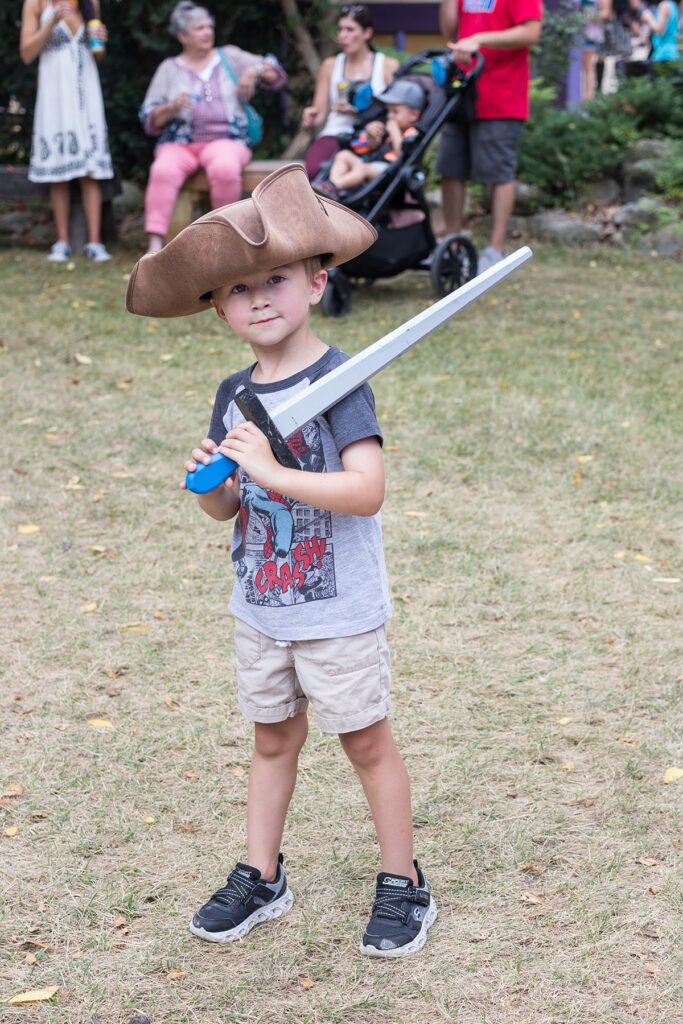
[19,0,114,262]
[302,4,399,180]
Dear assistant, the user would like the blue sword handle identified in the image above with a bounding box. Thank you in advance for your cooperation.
[185,452,238,494]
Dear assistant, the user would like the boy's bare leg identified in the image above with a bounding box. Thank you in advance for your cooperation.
[340,718,418,884]
[247,714,308,879]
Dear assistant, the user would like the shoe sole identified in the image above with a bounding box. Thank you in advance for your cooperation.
[358,898,438,958]
[188,887,294,943]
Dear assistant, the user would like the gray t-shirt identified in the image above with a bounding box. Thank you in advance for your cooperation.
[208,346,392,641]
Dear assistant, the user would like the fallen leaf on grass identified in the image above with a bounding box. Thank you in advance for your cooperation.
[163,695,181,710]
[4,827,18,837]
[87,718,113,729]
[113,914,127,929]
[185,771,198,779]
[154,610,164,620]
[17,524,41,535]
[232,766,246,778]
[2,784,24,798]
[520,864,543,876]
[636,930,660,939]
[636,857,661,867]
[645,962,661,975]
[299,977,315,989]
[143,816,155,824]
[166,970,186,981]
[74,353,92,365]
[649,886,660,894]
[22,952,36,966]
[174,822,195,832]
[663,766,683,784]
[403,511,426,518]
[633,554,653,563]
[560,763,575,772]
[121,623,148,633]
[618,736,639,744]
[80,602,98,613]
[71,950,84,959]
[556,716,573,725]
[5,986,59,1004]
[19,940,51,951]
[519,891,544,905]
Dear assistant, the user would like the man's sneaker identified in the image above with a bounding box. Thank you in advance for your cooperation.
[84,241,111,262]
[47,241,71,263]
[359,860,437,957]
[477,245,507,275]
[189,853,294,943]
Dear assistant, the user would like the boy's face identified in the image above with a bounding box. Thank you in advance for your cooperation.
[211,261,327,351]
[386,103,420,131]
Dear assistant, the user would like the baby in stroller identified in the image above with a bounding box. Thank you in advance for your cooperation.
[314,80,427,199]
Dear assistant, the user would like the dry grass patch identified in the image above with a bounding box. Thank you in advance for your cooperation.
[0,243,681,1023]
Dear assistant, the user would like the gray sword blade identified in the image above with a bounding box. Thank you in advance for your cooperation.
[270,246,533,440]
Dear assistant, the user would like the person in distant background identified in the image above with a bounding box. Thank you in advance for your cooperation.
[437,0,542,276]
[301,4,398,180]
[140,1,286,254]
[20,0,113,263]
[641,0,679,60]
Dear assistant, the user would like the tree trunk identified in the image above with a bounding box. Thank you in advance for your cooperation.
[280,0,323,80]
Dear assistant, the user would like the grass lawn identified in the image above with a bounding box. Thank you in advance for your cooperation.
[0,240,681,1024]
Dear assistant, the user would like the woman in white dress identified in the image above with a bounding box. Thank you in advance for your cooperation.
[20,0,114,261]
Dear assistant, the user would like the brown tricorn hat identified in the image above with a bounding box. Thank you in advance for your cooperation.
[126,163,377,318]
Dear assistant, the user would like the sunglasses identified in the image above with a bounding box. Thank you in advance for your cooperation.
[340,5,368,15]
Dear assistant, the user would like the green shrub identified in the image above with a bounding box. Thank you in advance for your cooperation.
[519,69,683,207]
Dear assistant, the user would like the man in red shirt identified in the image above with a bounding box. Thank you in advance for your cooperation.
[437,0,543,273]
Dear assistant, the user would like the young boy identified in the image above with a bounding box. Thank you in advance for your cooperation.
[316,80,426,196]
[126,164,437,958]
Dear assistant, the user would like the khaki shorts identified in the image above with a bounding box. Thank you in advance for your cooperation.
[233,618,392,734]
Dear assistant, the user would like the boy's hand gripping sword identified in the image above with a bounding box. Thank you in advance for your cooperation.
[185,247,533,494]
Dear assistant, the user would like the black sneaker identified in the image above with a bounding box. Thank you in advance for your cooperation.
[359,860,437,957]
[189,853,294,943]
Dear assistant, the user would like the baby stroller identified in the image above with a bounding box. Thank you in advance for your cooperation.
[313,48,484,317]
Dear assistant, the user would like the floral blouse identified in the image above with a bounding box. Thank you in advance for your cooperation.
[139,45,286,147]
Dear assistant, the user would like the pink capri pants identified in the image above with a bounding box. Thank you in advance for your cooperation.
[144,139,251,236]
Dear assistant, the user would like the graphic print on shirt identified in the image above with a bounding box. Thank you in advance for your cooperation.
[463,0,497,11]
[232,419,336,607]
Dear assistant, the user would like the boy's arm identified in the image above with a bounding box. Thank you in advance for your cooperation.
[218,422,385,517]
[182,437,241,521]
[385,120,404,155]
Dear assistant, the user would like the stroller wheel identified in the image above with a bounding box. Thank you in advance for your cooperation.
[321,267,352,318]
[430,234,478,297]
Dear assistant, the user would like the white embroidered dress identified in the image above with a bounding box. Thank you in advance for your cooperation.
[28,2,113,183]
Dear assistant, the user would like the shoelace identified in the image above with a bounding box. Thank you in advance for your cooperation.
[372,888,416,922]
[211,870,257,908]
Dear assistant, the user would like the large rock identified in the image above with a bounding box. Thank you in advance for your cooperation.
[621,138,673,201]
[613,197,666,229]
[513,181,542,215]
[653,221,683,257]
[576,178,621,207]
[529,210,602,245]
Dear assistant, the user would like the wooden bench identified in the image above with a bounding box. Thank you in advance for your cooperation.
[0,165,121,250]
[166,159,303,241]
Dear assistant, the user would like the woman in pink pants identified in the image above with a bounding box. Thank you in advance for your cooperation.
[140,1,286,254]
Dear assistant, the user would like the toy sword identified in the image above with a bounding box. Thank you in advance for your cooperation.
[185,246,533,494]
